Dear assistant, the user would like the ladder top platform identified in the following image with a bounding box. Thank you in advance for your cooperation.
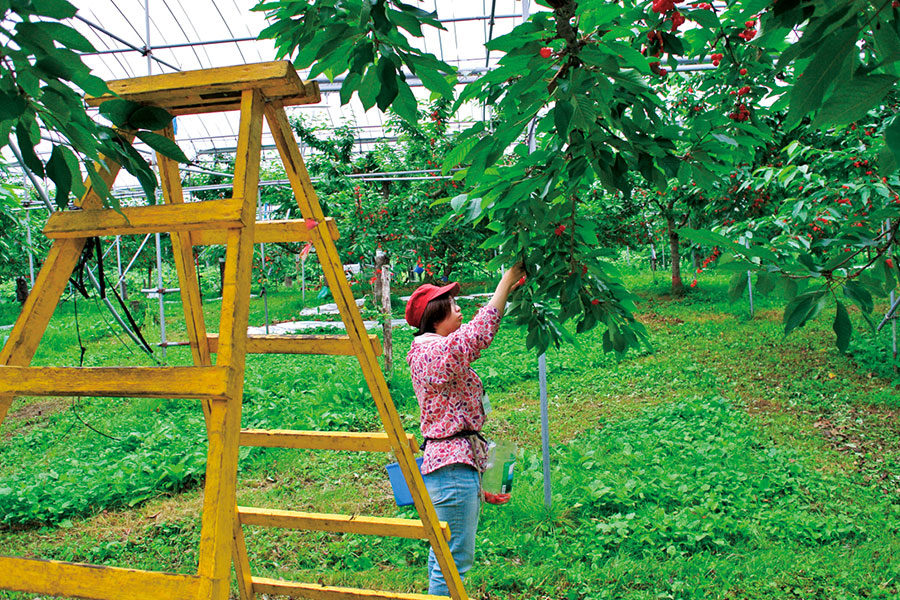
[86,61,321,116]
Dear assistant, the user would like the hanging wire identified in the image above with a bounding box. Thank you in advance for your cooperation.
[110,0,150,51]
[210,0,248,64]
[231,0,265,62]
[83,8,136,78]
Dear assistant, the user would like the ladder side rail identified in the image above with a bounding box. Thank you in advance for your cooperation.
[196,88,263,600]
[265,104,469,600]
[0,148,127,424]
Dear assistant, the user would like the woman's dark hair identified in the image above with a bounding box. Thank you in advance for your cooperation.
[415,294,453,336]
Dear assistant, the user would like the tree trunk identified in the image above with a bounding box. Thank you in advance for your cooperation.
[668,216,684,296]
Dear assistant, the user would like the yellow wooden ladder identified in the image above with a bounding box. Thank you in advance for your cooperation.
[0,62,469,600]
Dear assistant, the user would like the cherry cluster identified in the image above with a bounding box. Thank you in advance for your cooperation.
[738,20,757,41]
[651,0,680,14]
[728,103,750,122]
[554,224,567,236]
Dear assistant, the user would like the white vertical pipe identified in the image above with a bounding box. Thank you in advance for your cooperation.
[743,235,754,318]
[25,210,35,287]
[155,232,166,360]
[145,0,152,75]
[20,171,35,286]
[116,236,124,298]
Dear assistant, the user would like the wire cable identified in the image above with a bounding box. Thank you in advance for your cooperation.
[210,0,247,64]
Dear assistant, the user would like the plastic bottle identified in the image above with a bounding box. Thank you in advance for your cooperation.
[482,440,517,495]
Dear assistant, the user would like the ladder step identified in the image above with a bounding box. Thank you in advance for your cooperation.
[43,200,244,239]
[251,576,447,599]
[191,218,340,245]
[238,507,450,541]
[207,333,381,356]
[0,365,230,399]
[86,61,320,116]
[0,556,201,600]
[240,430,418,453]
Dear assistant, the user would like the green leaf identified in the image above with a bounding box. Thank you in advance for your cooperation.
[786,25,858,126]
[783,290,825,335]
[375,59,399,111]
[812,74,898,128]
[15,121,44,177]
[57,144,85,200]
[711,133,738,147]
[442,137,478,173]
[874,16,900,64]
[0,91,26,122]
[390,82,418,123]
[136,131,190,163]
[128,106,173,131]
[19,22,94,52]
[884,116,900,163]
[832,301,852,353]
[99,99,140,128]
[357,65,381,111]
[554,100,573,139]
[414,63,454,98]
[689,7,721,30]
[727,271,747,303]
[28,0,77,19]
[46,145,72,209]
[842,281,873,313]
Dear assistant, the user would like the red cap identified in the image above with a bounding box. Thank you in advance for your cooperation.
[405,282,460,328]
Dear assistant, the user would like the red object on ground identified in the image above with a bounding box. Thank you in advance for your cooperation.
[484,491,511,505]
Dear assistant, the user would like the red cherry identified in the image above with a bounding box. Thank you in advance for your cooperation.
[888,258,895,268]
[539,47,553,58]
[739,68,747,75]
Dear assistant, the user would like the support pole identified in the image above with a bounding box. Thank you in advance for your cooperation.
[743,235,754,318]
[375,250,392,375]
[116,236,126,299]
[155,232,167,360]
[144,0,152,75]
[538,352,551,508]
[24,210,35,288]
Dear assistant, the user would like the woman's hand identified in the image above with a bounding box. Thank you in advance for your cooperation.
[489,262,526,314]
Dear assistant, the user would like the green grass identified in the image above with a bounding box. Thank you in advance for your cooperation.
[1,270,899,599]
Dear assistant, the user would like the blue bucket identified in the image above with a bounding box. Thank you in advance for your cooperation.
[385,457,424,507]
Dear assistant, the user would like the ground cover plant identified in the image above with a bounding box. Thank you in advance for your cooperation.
[1,269,898,599]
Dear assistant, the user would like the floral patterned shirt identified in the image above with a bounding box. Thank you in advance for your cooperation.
[407,305,501,474]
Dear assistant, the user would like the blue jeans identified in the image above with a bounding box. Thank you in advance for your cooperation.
[423,463,480,596]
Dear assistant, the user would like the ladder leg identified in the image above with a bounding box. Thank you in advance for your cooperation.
[0,155,125,425]
[232,512,255,600]
[268,104,469,600]
[196,88,263,600]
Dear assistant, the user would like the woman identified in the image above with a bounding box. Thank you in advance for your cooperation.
[404,264,525,595]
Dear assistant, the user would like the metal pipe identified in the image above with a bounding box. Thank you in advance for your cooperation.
[9,138,54,212]
[74,14,180,72]
[11,132,152,355]
[117,234,153,288]
[155,232,167,360]
[110,169,463,198]
[84,36,258,55]
[116,236,126,299]
[25,210,35,287]
[539,352,551,509]
[79,14,526,57]
[145,0,152,75]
